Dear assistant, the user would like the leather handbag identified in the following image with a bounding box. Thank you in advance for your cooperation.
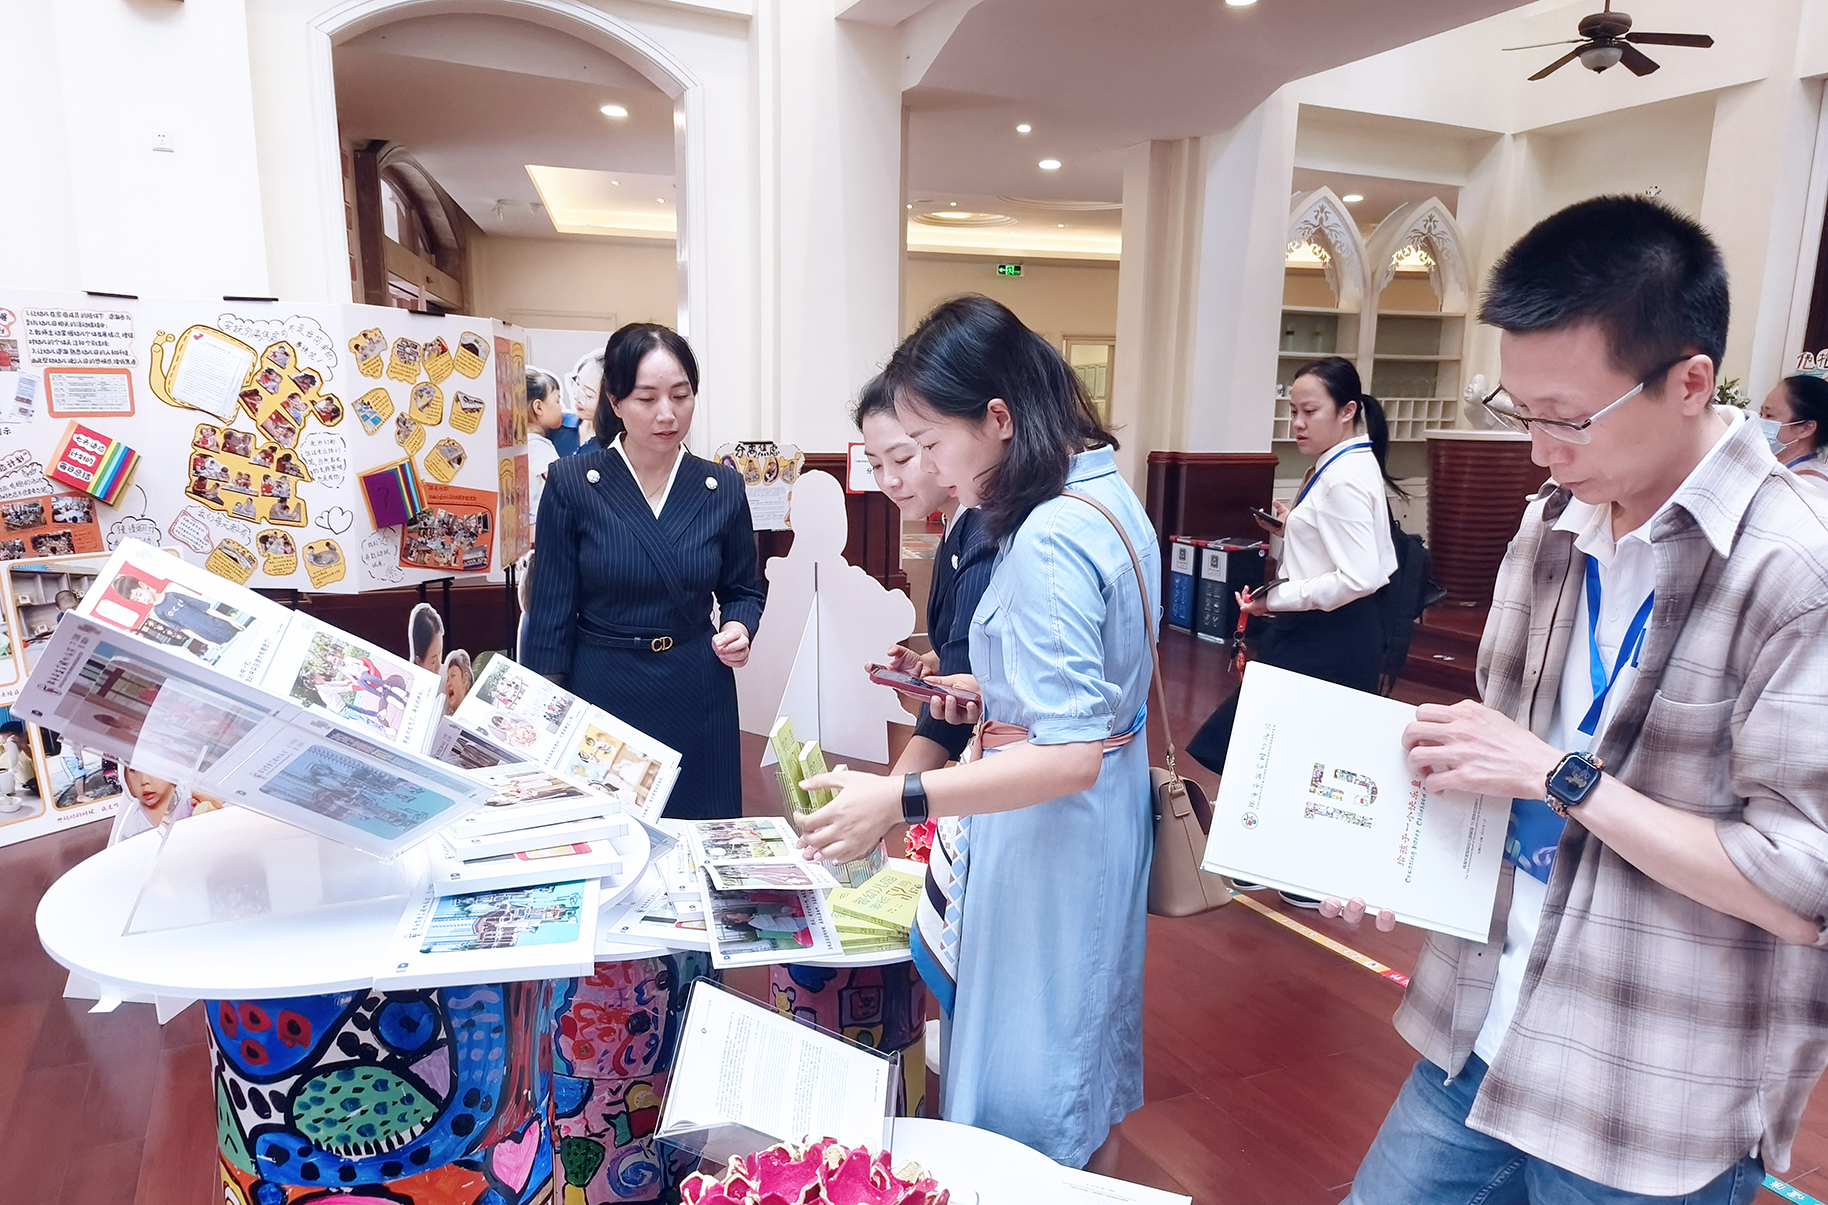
[1062,491,1232,917]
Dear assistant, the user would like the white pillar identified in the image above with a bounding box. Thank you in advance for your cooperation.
[1181,88,1301,454]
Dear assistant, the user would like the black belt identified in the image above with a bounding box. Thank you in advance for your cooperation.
[578,620,708,653]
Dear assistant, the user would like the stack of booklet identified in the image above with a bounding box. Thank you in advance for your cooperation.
[768,715,884,887]
[827,868,921,954]
[688,815,847,968]
[428,763,648,895]
[597,818,710,949]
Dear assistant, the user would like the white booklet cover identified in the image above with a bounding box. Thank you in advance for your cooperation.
[376,876,599,988]
[448,654,682,821]
[1202,663,1506,943]
[659,981,893,1164]
[686,815,840,893]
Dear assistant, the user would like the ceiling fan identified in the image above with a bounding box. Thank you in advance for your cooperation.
[1504,2,1714,80]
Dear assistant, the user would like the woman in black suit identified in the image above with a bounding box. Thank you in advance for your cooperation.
[521,324,764,820]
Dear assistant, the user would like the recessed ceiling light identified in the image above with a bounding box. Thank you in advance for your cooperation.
[1057,223,1066,228]
[657,197,666,204]
[1039,159,1062,171]
[1016,123,1032,134]
[599,104,629,118]
[1224,0,1256,7]
[949,201,958,206]
[906,203,913,209]
[1342,193,1364,203]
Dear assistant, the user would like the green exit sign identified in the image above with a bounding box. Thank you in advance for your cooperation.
[995,263,1023,277]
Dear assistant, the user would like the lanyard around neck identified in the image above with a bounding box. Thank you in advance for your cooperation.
[1295,439,1372,507]
[1787,451,1821,470]
[1577,554,1654,738]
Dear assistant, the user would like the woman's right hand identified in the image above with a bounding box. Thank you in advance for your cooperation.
[926,673,982,726]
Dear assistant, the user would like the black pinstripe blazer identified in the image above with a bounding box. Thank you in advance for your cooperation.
[520,447,765,681]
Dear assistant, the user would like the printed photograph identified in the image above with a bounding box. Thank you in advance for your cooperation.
[417,880,585,954]
[87,564,257,665]
[709,889,816,955]
[706,861,830,892]
[695,817,793,862]
[288,630,418,741]
[2,500,46,532]
[261,744,451,842]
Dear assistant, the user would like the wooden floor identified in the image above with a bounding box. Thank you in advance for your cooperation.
[4,627,1823,1203]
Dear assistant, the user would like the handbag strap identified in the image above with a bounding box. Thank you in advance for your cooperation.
[1060,490,1183,782]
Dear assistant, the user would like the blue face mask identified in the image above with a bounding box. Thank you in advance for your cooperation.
[1763,417,1805,458]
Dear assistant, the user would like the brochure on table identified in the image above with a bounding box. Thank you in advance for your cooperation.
[658,980,897,1165]
[1201,663,1505,942]
[444,653,682,823]
[686,816,845,967]
[13,541,485,859]
[0,290,530,592]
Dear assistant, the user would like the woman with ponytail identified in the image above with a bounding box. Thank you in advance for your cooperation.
[1187,356,1398,823]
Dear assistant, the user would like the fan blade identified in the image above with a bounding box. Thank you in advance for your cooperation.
[1625,32,1715,47]
[1529,48,1583,80]
[1619,42,1661,75]
[1503,39,1582,50]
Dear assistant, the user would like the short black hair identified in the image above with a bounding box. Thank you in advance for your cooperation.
[1479,195,1728,385]
[595,323,699,441]
[884,294,1116,542]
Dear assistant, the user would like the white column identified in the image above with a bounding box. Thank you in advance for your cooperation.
[756,1,906,451]
[1699,75,1825,397]
[1181,88,1301,455]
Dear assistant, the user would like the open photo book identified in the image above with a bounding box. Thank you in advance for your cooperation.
[1201,663,1506,942]
[435,653,682,823]
[686,816,844,967]
[13,540,484,859]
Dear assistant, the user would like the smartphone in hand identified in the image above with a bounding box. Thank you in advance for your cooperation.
[866,665,981,705]
[1250,506,1284,530]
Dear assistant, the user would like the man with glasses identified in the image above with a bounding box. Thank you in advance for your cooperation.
[1338,196,1828,1203]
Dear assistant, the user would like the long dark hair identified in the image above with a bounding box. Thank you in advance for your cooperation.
[884,295,1117,541]
[594,323,699,442]
[1780,374,1828,451]
[1293,356,1404,495]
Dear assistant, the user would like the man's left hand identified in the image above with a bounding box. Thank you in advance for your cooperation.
[1403,700,1560,799]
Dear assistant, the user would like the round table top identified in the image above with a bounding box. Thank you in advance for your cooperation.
[37,809,917,1000]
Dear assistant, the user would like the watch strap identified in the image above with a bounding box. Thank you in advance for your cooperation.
[901,772,929,826]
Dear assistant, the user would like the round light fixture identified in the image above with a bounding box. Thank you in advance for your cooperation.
[1342,193,1364,203]
[914,210,1017,228]
[599,104,629,118]
[1039,159,1062,171]
[1224,0,1257,7]
[1057,223,1066,228]
[1578,43,1625,71]
[656,197,666,204]
[949,201,958,206]
[1016,123,1032,134]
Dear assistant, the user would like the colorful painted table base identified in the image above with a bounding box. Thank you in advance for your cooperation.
[769,961,929,1119]
[211,982,555,1205]
[551,953,716,1204]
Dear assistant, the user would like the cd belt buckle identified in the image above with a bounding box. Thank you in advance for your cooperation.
[650,635,674,653]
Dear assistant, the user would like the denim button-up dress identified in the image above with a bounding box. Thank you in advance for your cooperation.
[942,446,1157,1166]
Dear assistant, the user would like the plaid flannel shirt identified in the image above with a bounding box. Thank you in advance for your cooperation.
[1393,414,1828,1195]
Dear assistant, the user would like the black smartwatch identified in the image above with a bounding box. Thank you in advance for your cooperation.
[1544,751,1605,817]
[901,772,930,826]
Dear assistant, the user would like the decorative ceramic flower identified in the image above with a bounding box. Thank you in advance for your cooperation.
[903,820,937,864]
[680,1137,949,1205]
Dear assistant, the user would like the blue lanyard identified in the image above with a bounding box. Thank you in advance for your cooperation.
[1294,439,1372,507]
[1786,451,1820,470]
[1577,555,1654,737]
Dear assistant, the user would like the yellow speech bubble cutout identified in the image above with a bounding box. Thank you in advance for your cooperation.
[454,331,489,378]
[409,381,445,426]
[303,538,346,589]
[386,337,423,383]
[450,390,485,435]
[422,336,455,384]
[256,528,298,577]
[395,414,425,456]
[355,387,394,434]
[206,538,257,584]
[424,438,468,484]
[349,328,386,378]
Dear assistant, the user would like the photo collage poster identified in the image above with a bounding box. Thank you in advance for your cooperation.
[0,292,528,594]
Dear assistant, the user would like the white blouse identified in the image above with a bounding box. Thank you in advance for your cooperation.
[1266,438,1398,613]
[610,434,686,518]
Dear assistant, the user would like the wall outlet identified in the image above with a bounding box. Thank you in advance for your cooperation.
[151,131,174,153]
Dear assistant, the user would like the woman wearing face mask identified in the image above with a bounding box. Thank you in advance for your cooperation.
[799,296,1156,1175]
[856,374,996,770]
[1759,373,1828,492]
[521,323,765,820]
[1186,356,1399,812]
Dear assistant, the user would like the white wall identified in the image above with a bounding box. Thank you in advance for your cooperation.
[903,257,1119,346]
[469,237,679,331]
[11,0,272,298]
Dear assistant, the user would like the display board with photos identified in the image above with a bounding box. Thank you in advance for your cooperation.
[0,291,530,593]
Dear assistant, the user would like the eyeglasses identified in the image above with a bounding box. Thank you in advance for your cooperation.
[1479,355,1695,445]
